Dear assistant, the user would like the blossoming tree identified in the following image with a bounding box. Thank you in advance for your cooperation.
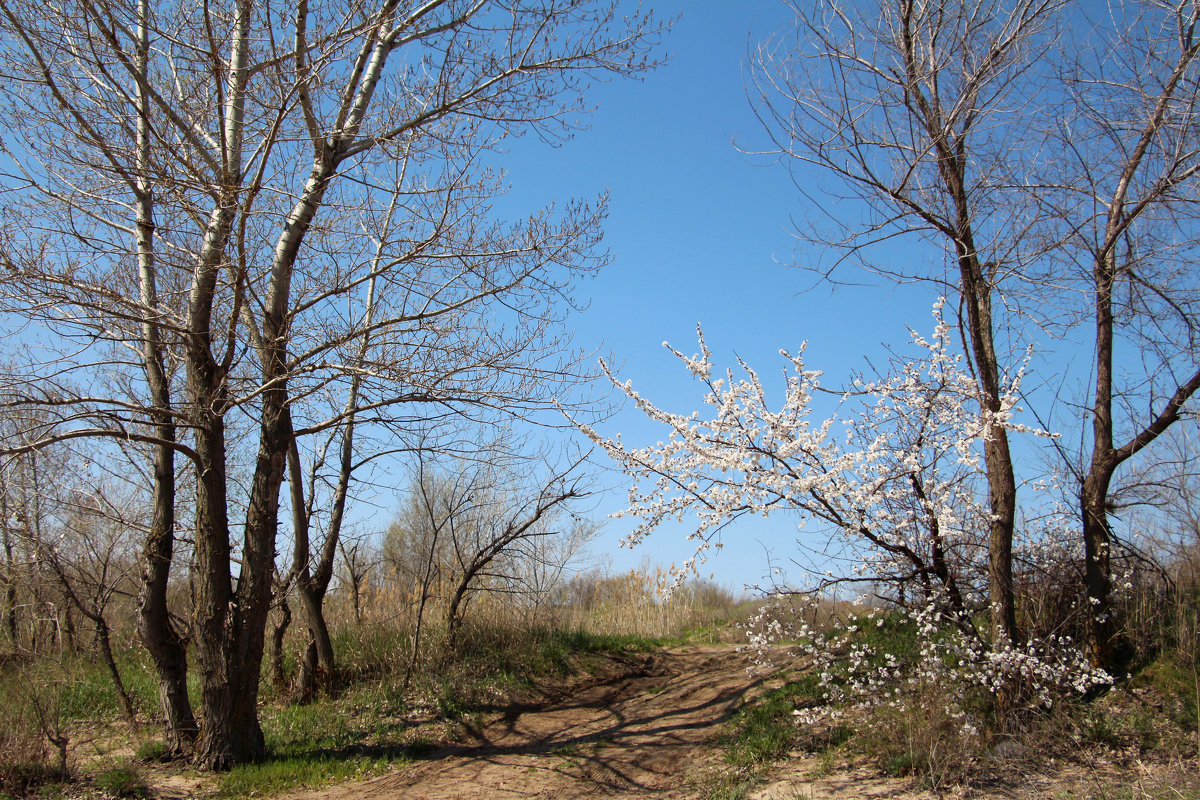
[579,303,1108,725]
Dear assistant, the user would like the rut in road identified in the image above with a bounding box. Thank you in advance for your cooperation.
[291,644,784,800]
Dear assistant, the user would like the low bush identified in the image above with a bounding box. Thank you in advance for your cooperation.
[0,675,64,795]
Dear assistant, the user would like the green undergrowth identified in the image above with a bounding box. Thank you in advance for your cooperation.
[702,671,852,800]
[708,603,1200,800]
[217,754,401,799]
[213,626,655,798]
[0,623,663,799]
[0,648,188,726]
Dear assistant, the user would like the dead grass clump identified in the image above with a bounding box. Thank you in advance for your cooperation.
[558,563,742,640]
[0,684,63,794]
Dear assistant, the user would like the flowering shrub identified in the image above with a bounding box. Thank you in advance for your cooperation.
[580,301,1111,740]
[746,598,1109,731]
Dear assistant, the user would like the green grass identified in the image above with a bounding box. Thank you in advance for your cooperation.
[2,648,194,726]
[700,771,758,800]
[1134,658,1199,731]
[723,674,829,770]
[217,754,402,798]
[210,624,658,798]
[214,691,427,797]
[94,765,149,798]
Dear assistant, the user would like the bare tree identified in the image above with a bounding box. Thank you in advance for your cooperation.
[751,0,1200,667]
[337,536,377,628]
[0,0,665,768]
[749,0,1063,647]
[384,439,590,652]
[1040,0,1200,667]
[34,486,143,724]
[440,454,589,649]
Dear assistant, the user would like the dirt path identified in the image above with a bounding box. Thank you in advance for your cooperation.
[289,644,783,800]
[267,642,1200,800]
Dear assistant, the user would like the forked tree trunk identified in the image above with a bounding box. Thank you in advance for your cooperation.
[1082,250,1200,669]
[286,432,337,701]
[294,581,336,699]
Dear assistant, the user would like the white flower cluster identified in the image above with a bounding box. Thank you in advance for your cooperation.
[746,595,1109,735]
[579,301,1045,599]
[579,300,1111,729]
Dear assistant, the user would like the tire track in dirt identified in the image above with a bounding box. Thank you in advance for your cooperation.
[291,644,783,800]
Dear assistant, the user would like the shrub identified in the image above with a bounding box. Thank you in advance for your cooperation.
[0,687,60,794]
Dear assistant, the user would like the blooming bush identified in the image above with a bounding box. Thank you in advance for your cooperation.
[746,597,1109,727]
[580,301,1110,741]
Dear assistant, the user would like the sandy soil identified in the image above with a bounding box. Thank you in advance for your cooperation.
[284,644,786,800]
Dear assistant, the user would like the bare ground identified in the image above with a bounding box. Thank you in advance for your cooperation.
[285,644,784,800]
[199,643,1197,800]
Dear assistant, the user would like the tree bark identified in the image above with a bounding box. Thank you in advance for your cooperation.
[269,592,292,690]
[286,431,336,700]
[190,402,236,769]
[95,615,137,724]
[131,0,198,755]
[896,0,1020,646]
[1,505,18,650]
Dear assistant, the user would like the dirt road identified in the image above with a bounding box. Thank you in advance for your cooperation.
[289,644,782,800]
[271,642,1198,800]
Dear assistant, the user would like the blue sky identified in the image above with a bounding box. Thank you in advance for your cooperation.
[493,1,940,592]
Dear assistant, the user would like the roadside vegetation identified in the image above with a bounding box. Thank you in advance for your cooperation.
[701,546,1200,800]
[0,558,739,799]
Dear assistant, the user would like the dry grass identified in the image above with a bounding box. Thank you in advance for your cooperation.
[0,560,742,798]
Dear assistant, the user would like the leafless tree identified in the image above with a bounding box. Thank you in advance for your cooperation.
[34,486,144,723]
[337,536,378,628]
[751,0,1200,667]
[0,419,149,721]
[750,0,1063,647]
[384,439,590,653]
[440,454,589,650]
[1038,0,1200,667]
[0,0,665,768]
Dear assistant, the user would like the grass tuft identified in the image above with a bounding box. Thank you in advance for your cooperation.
[94,764,149,798]
[216,754,401,798]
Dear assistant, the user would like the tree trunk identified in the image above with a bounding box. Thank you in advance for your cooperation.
[1,505,17,650]
[350,575,362,626]
[294,579,335,699]
[2,576,15,649]
[222,381,291,762]
[982,429,1018,645]
[953,196,1019,650]
[269,595,291,690]
[95,616,137,724]
[897,5,1021,647]
[446,582,468,652]
[191,406,236,770]
[132,0,197,754]
[1081,467,1116,667]
[137,507,197,754]
[61,604,76,653]
[285,432,337,700]
[136,406,197,755]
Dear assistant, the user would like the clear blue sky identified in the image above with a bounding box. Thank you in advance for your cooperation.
[494,1,938,592]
